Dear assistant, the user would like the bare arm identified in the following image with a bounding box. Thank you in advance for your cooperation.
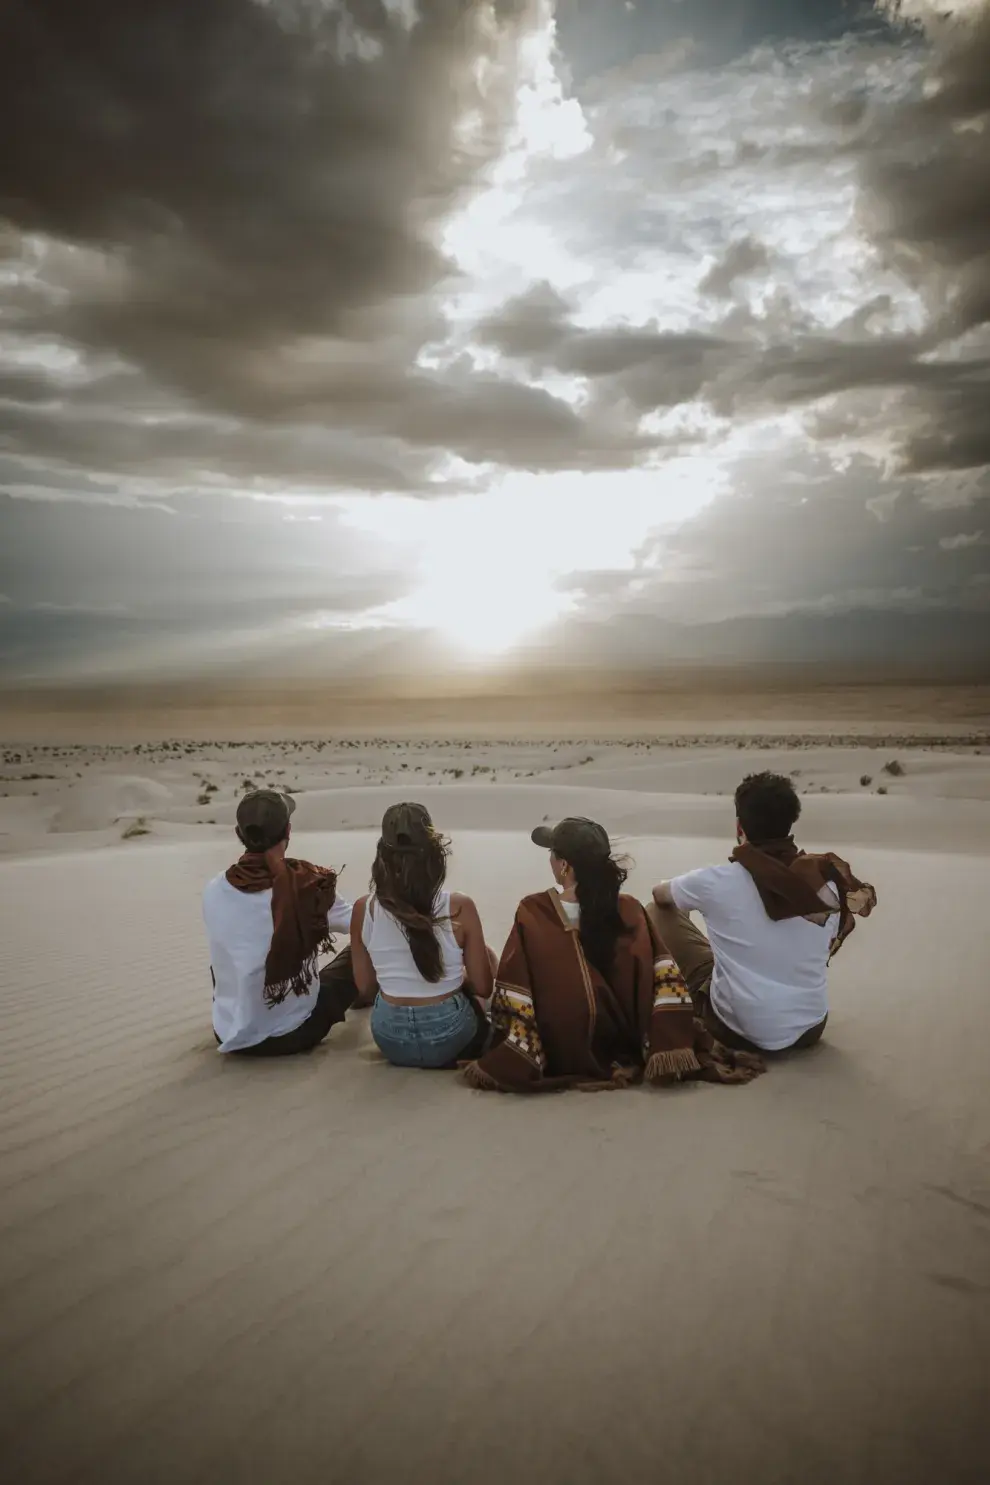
[451,893,495,1003]
[652,881,675,908]
[349,897,380,1000]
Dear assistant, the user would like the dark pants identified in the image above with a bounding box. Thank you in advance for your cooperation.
[220,948,359,1057]
[647,902,827,1056]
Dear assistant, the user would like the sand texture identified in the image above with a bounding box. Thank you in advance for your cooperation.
[1,734,989,1484]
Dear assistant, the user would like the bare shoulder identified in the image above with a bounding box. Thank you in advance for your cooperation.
[448,891,478,918]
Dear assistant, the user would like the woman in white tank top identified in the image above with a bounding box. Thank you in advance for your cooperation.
[350,803,496,1069]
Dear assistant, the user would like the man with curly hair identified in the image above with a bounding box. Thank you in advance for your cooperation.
[649,772,876,1056]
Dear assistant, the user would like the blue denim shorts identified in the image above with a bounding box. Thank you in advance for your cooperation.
[370,990,480,1069]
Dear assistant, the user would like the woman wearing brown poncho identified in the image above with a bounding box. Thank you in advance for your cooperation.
[463,818,764,1094]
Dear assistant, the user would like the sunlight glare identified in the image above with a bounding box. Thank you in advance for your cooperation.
[334,461,726,658]
[441,2,590,294]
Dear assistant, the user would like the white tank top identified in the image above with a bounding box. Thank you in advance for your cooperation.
[361,890,465,1001]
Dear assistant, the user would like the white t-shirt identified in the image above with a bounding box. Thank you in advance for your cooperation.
[204,874,353,1052]
[670,863,838,1052]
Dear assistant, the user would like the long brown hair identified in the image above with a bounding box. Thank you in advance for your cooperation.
[371,828,452,983]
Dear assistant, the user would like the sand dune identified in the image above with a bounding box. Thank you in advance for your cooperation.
[47,775,176,834]
[1,739,989,1484]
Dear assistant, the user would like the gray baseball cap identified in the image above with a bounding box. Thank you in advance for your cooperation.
[531,817,611,859]
[236,788,295,849]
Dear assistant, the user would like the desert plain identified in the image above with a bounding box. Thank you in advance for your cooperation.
[1,696,989,1484]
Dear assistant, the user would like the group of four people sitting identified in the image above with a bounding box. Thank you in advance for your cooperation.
[203,772,876,1091]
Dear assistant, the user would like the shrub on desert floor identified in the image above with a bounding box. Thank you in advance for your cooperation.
[883,759,905,777]
[122,817,151,839]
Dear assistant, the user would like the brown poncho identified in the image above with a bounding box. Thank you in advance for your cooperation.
[731,837,877,955]
[226,852,338,1008]
[463,891,764,1093]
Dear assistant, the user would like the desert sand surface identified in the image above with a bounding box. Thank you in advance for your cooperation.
[2,730,989,1484]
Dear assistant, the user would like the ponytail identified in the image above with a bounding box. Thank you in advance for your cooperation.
[572,851,632,978]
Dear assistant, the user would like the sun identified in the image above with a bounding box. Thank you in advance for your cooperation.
[388,568,572,657]
[333,462,724,661]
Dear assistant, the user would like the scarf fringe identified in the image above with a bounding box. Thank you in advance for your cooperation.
[462,1061,503,1092]
[262,951,320,1009]
[645,1048,702,1084]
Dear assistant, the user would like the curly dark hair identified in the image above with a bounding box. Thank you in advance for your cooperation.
[734,772,801,846]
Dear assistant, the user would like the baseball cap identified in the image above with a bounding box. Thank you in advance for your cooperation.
[531,817,611,858]
[236,788,295,850]
[380,801,435,850]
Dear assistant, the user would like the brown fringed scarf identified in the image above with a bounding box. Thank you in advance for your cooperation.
[463,891,764,1093]
[731,837,877,956]
[226,852,338,1008]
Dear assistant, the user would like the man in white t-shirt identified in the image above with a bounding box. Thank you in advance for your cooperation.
[204,788,357,1055]
[648,772,874,1056]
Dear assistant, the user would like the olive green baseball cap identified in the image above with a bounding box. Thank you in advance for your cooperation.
[531,817,611,858]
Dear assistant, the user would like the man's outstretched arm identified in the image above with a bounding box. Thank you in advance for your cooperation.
[652,881,675,908]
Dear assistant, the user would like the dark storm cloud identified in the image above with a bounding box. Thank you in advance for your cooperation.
[899,373,990,475]
[558,448,990,642]
[699,236,771,299]
[478,284,989,438]
[863,7,990,338]
[475,282,573,359]
[0,362,648,496]
[656,452,990,617]
[1,0,638,480]
[0,0,975,497]
[2,0,988,684]
[857,7,990,473]
[0,399,439,494]
[479,288,732,404]
[474,8,990,480]
[0,0,524,341]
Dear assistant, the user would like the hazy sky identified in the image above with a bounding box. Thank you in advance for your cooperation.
[1,1,988,682]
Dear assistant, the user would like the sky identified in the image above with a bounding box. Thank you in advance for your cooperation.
[1,0,989,685]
